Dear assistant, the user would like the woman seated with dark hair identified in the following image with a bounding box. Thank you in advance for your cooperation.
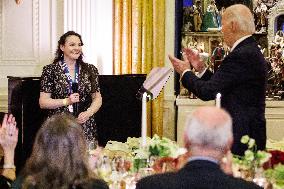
[13,114,108,189]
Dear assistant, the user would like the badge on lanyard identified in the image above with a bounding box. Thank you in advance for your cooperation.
[68,105,74,113]
[60,60,79,113]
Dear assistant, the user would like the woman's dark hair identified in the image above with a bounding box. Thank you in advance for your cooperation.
[21,114,96,189]
[53,31,85,65]
[52,31,97,84]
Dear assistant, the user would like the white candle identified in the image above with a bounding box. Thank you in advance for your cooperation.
[141,92,147,147]
[216,93,221,108]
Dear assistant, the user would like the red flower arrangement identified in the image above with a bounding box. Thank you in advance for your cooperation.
[152,152,191,173]
[263,150,284,169]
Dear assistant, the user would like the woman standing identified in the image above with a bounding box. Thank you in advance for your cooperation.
[39,31,102,143]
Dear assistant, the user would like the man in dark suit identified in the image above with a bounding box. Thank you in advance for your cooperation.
[169,4,267,155]
[136,106,262,189]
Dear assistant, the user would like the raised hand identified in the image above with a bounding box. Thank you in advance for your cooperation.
[0,114,18,180]
[168,54,191,75]
[182,48,206,73]
[0,114,18,151]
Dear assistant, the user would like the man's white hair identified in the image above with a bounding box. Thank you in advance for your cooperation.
[185,112,233,150]
[225,4,255,34]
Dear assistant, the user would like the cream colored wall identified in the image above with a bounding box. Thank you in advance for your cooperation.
[64,0,113,74]
[176,98,284,145]
[163,0,176,141]
[0,0,64,112]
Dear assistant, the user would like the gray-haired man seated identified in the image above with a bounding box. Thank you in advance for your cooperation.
[136,106,262,189]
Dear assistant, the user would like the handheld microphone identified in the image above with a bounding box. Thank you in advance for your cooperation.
[72,82,78,116]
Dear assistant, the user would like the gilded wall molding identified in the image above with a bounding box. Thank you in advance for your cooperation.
[267,1,284,53]
[0,0,40,65]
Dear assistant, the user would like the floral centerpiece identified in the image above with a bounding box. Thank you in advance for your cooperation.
[266,150,284,168]
[97,135,185,188]
[100,134,284,188]
[232,135,284,188]
[104,134,181,158]
[232,135,271,182]
[265,164,284,189]
[263,149,284,189]
[103,134,184,172]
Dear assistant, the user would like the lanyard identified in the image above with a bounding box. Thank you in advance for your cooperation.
[59,60,79,95]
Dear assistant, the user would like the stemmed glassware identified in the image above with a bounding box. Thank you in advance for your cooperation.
[98,156,112,182]
[87,140,98,154]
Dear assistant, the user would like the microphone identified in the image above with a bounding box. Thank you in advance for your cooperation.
[72,82,78,116]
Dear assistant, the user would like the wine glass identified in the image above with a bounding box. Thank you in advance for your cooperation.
[87,140,98,155]
[98,156,112,181]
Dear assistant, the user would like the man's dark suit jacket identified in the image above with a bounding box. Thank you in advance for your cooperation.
[136,160,262,189]
[181,36,267,155]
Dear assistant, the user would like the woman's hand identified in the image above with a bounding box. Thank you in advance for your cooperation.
[0,114,18,152]
[76,92,101,124]
[77,110,92,124]
[0,114,18,181]
[68,93,80,104]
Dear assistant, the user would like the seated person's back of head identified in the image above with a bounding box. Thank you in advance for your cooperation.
[184,106,233,158]
[13,113,108,189]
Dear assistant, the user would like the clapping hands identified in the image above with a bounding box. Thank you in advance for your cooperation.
[168,48,206,74]
[168,54,191,74]
[182,48,206,73]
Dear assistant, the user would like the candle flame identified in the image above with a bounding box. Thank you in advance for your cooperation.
[216,93,221,108]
